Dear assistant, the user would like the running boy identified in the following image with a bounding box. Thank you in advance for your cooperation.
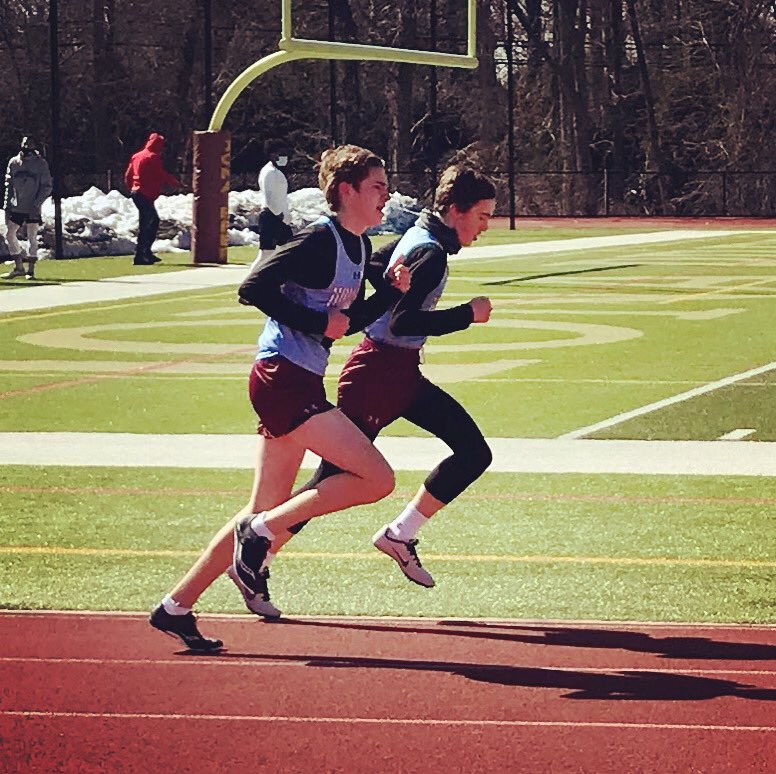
[150,144,406,650]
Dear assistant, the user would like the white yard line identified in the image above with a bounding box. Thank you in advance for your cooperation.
[559,360,776,440]
[2,432,776,476]
[449,229,761,262]
[719,429,756,441]
[0,264,249,314]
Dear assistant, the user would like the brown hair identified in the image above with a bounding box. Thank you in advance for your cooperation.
[318,144,385,211]
[433,165,496,215]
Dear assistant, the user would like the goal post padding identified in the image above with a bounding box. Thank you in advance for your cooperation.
[192,130,231,264]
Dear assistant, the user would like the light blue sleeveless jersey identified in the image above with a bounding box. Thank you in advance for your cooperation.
[257,216,365,375]
[365,222,448,349]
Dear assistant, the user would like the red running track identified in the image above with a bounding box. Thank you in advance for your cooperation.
[1,612,775,773]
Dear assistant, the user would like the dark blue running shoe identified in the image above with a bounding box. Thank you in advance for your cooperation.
[232,514,271,597]
[149,605,223,651]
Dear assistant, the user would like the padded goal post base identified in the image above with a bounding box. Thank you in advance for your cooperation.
[192,130,231,264]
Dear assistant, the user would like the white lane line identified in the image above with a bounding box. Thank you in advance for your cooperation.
[719,429,756,441]
[3,610,775,630]
[1,657,775,677]
[559,360,776,439]
[3,710,774,731]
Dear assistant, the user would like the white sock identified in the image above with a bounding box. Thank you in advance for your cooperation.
[387,504,428,542]
[249,512,276,540]
[161,594,191,616]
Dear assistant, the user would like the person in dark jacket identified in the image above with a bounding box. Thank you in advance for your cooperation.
[3,136,52,280]
[123,132,182,265]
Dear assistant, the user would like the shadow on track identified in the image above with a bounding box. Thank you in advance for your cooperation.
[238,617,776,662]
[188,650,776,701]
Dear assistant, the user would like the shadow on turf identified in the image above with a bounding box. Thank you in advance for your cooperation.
[481,263,640,286]
[198,650,776,701]
[1,278,63,286]
[244,617,776,662]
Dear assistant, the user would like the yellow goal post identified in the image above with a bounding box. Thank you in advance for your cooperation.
[192,0,478,263]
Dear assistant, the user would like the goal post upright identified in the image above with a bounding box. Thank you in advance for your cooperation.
[192,0,478,264]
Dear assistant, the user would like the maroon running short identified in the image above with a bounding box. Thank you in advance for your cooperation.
[249,356,335,438]
[337,336,431,435]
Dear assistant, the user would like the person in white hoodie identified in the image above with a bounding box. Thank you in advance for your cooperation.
[2,136,52,279]
[249,139,293,271]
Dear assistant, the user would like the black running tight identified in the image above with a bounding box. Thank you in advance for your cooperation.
[289,382,491,533]
[402,381,492,504]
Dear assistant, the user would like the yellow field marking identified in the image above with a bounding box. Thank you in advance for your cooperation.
[18,321,257,354]
[0,344,256,400]
[17,317,642,356]
[1,545,773,568]
[3,485,776,506]
[6,372,775,387]
[658,277,776,304]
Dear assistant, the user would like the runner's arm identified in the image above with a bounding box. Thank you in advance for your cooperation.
[344,237,403,334]
[238,230,336,334]
[389,247,474,337]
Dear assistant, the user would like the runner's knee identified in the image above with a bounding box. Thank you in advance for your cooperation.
[425,437,492,503]
[363,459,395,503]
[471,437,493,479]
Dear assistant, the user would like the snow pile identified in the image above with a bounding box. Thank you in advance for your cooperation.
[1,186,421,259]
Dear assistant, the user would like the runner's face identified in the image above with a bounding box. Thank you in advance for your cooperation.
[450,199,495,246]
[344,166,389,230]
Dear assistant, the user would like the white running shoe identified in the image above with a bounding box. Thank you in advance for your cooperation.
[372,527,435,588]
[226,565,281,619]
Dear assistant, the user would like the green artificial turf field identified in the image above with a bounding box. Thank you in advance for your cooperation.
[2,225,775,622]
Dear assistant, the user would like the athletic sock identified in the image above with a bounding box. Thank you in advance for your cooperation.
[387,504,428,542]
[249,513,276,541]
[161,594,191,616]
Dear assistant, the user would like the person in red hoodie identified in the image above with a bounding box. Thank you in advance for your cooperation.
[124,132,182,265]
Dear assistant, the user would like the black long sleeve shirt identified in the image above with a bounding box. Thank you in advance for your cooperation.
[376,210,475,338]
[238,218,400,336]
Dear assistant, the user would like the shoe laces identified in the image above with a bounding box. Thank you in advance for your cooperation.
[257,567,271,600]
[177,612,202,637]
[406,539,424,567]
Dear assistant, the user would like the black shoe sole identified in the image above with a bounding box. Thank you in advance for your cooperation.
[152,625,223,652]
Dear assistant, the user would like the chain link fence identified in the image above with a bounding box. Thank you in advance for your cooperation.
[62,169,776,219]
